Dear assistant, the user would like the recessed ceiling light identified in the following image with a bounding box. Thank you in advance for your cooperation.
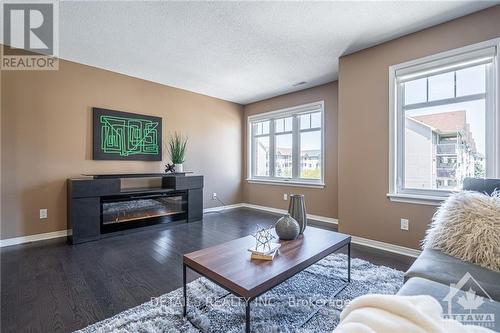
[293,81,307,87]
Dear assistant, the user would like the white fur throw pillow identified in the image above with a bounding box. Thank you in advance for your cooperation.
[422,191,500,272]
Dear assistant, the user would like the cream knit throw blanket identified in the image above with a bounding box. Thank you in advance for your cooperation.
[334,294,494,333]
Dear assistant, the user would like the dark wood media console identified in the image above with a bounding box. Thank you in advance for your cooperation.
[67,173,203,244]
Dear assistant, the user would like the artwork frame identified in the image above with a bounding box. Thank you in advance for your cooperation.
[93,107,162,161]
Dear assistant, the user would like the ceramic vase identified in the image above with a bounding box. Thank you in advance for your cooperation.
[288,194,307,234]
[275,214,300,240]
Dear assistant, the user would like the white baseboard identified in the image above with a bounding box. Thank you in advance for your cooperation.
[0,230,69,248]
[1,204,420,258]
[307,213,339,225]
[351,235,421,258]
[203,203,246,213]
[243,203,286,215]
[242,203,338,224]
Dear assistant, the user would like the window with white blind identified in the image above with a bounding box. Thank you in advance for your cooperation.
[388,39,500,204]
[248,101,325,187]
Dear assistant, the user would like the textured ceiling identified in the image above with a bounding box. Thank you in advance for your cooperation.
[36,2,500,103]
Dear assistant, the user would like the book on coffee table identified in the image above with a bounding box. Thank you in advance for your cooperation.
[251,249,279,261]
[247,243,281,256]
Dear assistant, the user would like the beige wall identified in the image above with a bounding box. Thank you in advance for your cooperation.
[338,6,500,249]
[243,82,338,218]
[1,60,243,239]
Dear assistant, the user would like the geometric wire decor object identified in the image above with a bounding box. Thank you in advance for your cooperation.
[251,224,276,252]
[93,107,162,161]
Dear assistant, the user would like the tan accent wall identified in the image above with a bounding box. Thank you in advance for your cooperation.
[1,59,243,239]
[338,6,500,249]
[242,82,338,218]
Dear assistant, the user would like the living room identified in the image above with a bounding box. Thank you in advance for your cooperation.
[1,2,499,332]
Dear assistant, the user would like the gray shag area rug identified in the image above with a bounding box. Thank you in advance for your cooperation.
[76,254,403,333]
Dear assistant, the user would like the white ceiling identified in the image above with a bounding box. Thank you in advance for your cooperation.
[56,2,500,104]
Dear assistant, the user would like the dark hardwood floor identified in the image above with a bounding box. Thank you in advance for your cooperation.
[1,208,415,333]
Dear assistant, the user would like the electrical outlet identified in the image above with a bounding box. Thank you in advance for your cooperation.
[283,193,288,201]
[400,218,409,231]
[212,192,217,200]
[40,209,48,219]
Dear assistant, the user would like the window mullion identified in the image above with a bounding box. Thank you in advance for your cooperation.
[251,132,256,178]
[292,115,300,179]
[426,77,429,102]
[403,93,486,111]
[454,71,457,98]
[299,127,321,133]
[269,120,275,178]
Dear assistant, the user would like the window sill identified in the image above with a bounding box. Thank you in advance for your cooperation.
[247,179,325,188]
[387,193,447,206]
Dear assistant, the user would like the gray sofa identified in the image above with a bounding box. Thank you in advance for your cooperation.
[397,178,500,331]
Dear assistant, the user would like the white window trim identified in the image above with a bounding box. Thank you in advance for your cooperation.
[388,38,500,205]
[247,101,325,187]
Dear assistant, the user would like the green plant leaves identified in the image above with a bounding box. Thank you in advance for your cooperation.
[168,132,188,164]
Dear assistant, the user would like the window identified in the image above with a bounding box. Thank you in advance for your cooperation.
[389,40,500,204]
[248,101,324,186]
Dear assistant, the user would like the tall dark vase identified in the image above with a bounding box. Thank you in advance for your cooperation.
[288,194,307,234]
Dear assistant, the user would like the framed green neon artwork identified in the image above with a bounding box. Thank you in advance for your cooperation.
[93,107,162,161]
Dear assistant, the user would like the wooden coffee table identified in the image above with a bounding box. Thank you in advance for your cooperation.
[182,226,351,332]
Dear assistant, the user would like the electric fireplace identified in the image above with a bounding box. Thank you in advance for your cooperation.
[101,191,187,233]
[67,173,203,244]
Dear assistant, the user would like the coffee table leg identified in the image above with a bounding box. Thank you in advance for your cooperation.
[245,300,251,333]
[183,263,187,317]
[347,242,351,283]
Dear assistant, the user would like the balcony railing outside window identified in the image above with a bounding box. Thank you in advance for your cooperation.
[437,143,457,155]
[437,168,456,178]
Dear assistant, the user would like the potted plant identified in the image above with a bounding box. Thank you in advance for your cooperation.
[167,132,188,172]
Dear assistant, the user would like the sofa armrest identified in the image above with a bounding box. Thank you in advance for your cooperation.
[405,249,500,301]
